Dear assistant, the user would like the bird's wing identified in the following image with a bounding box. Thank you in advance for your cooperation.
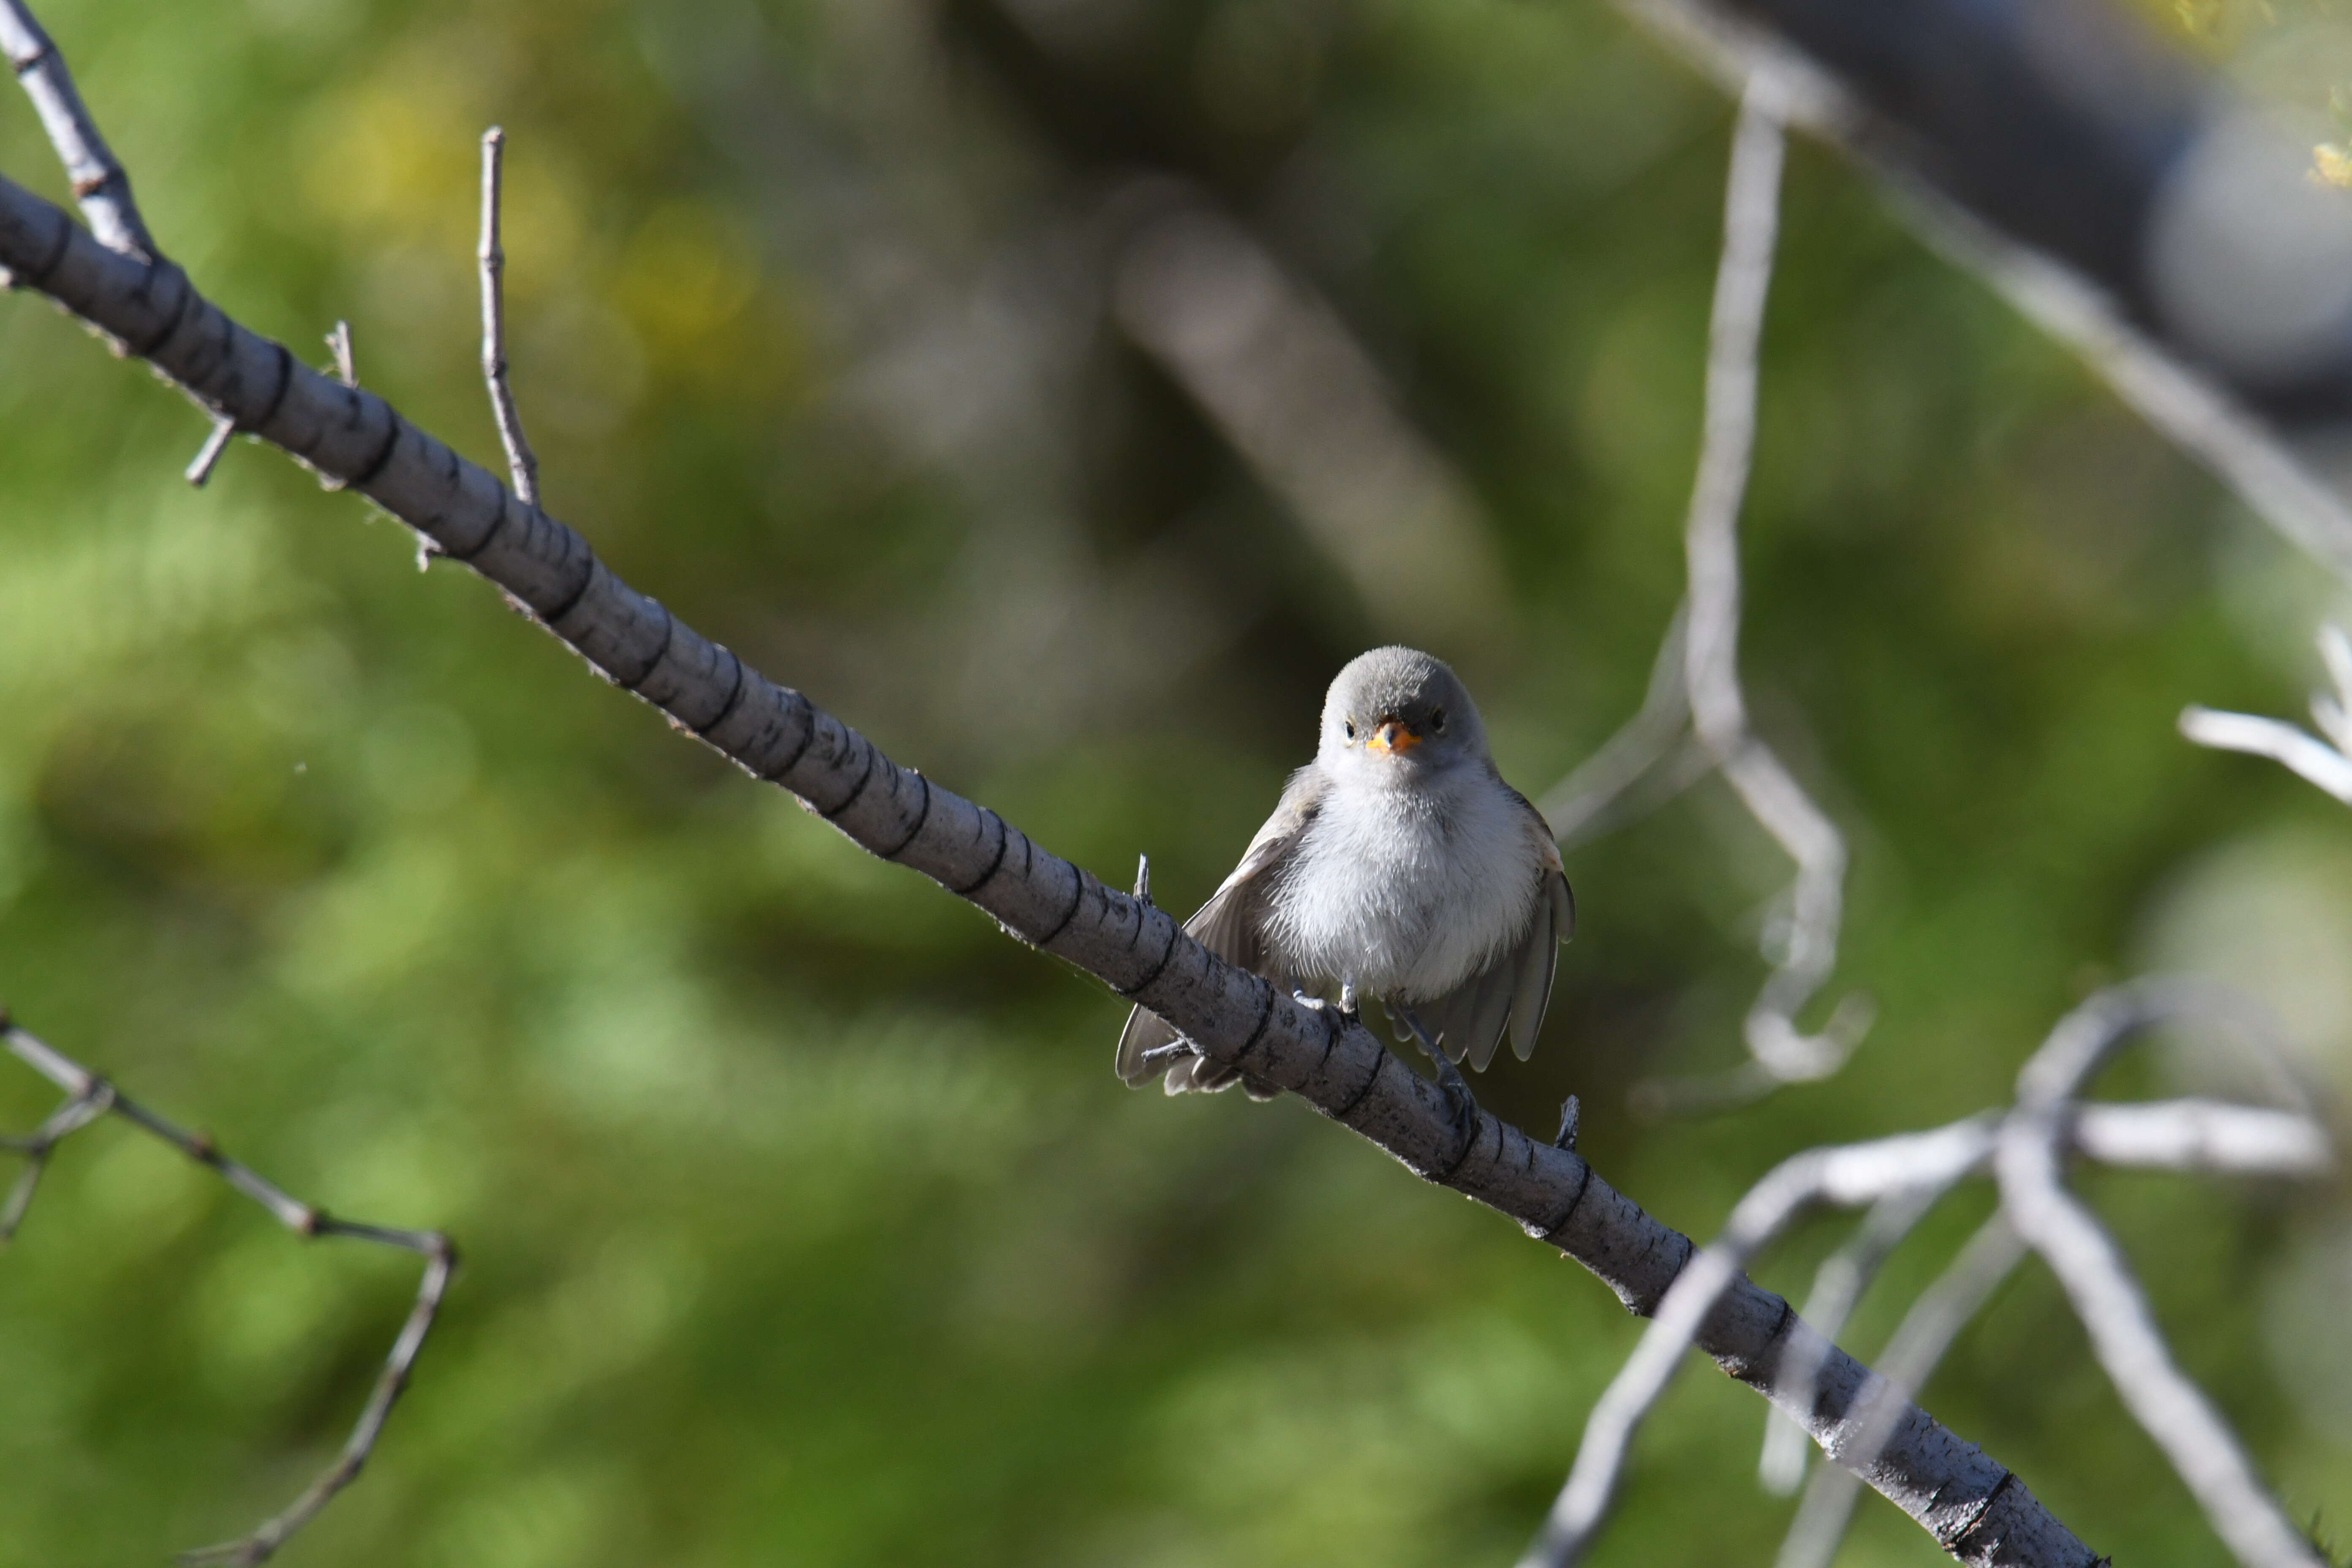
[1505,799,1574,1062]
[1115,768,1326,1092]
[1410,791,1575,1070]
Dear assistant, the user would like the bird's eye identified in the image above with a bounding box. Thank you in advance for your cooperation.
[1432,708,1448,732]
[1343,719,1357,740]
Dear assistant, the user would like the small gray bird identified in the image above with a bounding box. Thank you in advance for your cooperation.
[1117,646,1573,1097]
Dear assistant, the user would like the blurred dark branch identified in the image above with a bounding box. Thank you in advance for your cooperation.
[1618,0,2352,583]
[0,1018,455,1568]
[0,28,2094,1565]
[1529,980,2335,1568]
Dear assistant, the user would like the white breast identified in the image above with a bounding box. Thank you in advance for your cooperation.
[1262,765,1542,1002]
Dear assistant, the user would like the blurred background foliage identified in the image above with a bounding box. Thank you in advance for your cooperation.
[2,0,2350,1563]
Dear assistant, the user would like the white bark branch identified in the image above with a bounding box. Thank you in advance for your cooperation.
[2183,626,2352,804]
[0,0,151,259]
[1532,981,2333,1568]
[1997,986,2329,1568]
[0,87,2099,1568]
[1683,76,1869,1089]
[1523,1116,2003,1568]
[2,1018,455,1568]
[1759,1181,1947,1494]
[1776,1213,2031,1568]
[1538,74,1868,1108]
[2071,1099,2333,1177]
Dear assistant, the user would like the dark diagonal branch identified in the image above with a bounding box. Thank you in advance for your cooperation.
[1,1018,455,1567]
[0,33,2096,1566]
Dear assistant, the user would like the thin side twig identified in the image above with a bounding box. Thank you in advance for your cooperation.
[1,1019,456,1568]
[1530,979,2333,1568]
[185,413,235,487]
[0,0,151,257]
[326,319,356,387]
[478,125,538,507]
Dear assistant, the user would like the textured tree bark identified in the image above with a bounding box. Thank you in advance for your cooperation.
[0,170,2098,1567]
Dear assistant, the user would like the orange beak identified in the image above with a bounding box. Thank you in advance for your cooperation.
[1366,719,1421,755]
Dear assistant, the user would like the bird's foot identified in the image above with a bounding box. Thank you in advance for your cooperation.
[1394,1005,1481,1167]
[1291,991,1360,1031]
[1137,1039,1200,1070]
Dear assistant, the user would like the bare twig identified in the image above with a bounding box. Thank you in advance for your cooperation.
[2070,1098,2333,1176]
[1,1018,456,1567]
[1998,988,2329,1568]
[478,126,538,507]
[1775,1212,2031,1568]
[0,1074,112,1242]
[0,74,2103,1568]
[0,0,151,258]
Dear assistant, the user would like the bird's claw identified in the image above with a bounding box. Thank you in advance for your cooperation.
[1291,991,1360,1030]
[1395,1005,1482,1165]
[1138,1040,1200,1070]
[1427,1043,1481,1154]
[1554,1093,1582,1152]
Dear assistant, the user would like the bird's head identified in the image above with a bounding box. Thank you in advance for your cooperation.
[1318,646,1489,783]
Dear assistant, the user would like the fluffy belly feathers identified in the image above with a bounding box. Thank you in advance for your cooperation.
[1263,772,1540,1001]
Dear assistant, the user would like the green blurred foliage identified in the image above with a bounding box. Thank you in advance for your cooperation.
[3,0,2350,1564]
